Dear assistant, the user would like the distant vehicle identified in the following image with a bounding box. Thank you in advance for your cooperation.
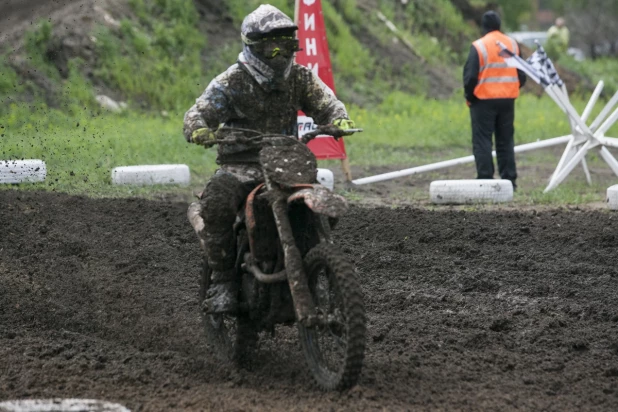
[567,47,586,62]
[507,31,548,49]
[507,31,585,61]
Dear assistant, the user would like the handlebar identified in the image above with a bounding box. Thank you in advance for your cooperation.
[200,125,363,147]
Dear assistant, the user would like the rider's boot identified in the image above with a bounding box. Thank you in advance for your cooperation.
[204,268,238,314]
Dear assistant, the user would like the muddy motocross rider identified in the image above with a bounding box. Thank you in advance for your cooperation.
[183,5,355,314]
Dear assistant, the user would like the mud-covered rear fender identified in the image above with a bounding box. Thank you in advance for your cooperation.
[287,185,348,218]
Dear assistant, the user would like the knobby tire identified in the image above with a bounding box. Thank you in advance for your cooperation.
[298,244,366,390]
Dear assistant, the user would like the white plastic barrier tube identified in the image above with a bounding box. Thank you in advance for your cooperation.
[316,168,334,190]
[430,179,513,204]
[0,399,130,412]
[111,164,190,186]
[608,185,618,210]
[352,135,572,185]
[0,160,47,184]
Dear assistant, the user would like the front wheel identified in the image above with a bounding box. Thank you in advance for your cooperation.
[298,244,366,390]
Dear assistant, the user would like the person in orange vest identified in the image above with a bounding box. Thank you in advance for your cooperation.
[463,11,526,190]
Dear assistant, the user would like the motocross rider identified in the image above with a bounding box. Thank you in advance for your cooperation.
[183,4,356,314]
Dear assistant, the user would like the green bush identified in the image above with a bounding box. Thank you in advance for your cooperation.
[94,0,206,110]
[375,0,476,62]
[23,20,59,80]
[322,1,373,84]
[224,0,294,24]
[559,56,618,97]
[0,57,22,97]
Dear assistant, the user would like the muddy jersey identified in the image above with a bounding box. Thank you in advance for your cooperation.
[183,62,349,164]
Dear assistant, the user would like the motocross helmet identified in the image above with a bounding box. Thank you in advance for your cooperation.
[241,5,301,72]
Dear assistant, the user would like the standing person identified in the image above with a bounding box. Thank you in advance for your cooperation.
[463,10,526,190]
[183,5,355,313]
[545,17,570,60]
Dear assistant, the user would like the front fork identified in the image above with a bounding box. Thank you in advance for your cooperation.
[270,197,317,327]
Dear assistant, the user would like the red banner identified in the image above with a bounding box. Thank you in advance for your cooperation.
[295,0,347,160]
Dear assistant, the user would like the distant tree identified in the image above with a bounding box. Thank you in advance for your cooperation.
[492,0,534,31]
[548,0,618,58]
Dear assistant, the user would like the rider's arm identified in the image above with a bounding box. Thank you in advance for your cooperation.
[183,78,233,142]
[298,67,350,126]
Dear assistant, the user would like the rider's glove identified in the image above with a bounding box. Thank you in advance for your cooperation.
[333,118,355,131]
[191,128,216,146]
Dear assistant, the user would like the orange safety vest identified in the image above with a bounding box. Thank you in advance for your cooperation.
[472,31,520,99]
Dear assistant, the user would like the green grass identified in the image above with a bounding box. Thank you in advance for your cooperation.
[3,93,617,206]
[341,92,611,166]
[2,104,216,198]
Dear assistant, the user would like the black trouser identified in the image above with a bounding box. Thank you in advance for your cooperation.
[200,170,258,273]
[469,98,517,187]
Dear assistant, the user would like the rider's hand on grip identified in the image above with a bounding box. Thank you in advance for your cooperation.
[333,118,355,130]
[332,118,357,139]
[191,128,216,146]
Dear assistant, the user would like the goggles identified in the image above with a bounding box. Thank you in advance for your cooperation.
[247,35,302,59]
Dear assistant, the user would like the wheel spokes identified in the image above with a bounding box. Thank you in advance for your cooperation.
[309,268,348,371]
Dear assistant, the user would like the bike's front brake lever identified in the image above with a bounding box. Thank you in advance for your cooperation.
[200,139,219,148]
[301,127,363,144]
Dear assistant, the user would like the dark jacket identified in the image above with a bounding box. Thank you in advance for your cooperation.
[183,62,348,165]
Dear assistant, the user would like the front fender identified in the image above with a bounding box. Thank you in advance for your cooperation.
[287,185,348,218]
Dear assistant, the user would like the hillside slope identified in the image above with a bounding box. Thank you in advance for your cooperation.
[0,0,591,112]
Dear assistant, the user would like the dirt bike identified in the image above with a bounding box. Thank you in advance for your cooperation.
[189,125,366,390]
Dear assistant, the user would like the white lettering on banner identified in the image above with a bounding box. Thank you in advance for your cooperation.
[297,115,318,138]
[304,13,315,31]
[308,62,319,76]
[306,38,317,56]
[303,0,316,5]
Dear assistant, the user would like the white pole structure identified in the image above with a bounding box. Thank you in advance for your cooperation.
[590,90,618,132]
[559,83,593,184]
[600,146,618,176]
[549,82,604,184]
[581,81,604,122]
[352,135,572,185]
[536,78,618,191]
[596,106,618,136]
[545,140,596,191]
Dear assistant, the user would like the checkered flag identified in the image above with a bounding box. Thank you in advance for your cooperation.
[498,42,544,86]
[526,44,564,87]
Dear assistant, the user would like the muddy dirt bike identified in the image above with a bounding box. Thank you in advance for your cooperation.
[189,125,366,390]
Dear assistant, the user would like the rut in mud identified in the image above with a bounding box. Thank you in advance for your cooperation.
[1,190,618,411]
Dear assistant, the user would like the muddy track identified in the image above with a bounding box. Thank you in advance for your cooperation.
[1,190,618,411]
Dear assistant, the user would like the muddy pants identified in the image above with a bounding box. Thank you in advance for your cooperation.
[199,165,262,272]
[470,99,517,188]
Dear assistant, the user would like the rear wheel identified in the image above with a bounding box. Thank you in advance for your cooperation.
[199,258,257,367]
[298,244,366,390]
